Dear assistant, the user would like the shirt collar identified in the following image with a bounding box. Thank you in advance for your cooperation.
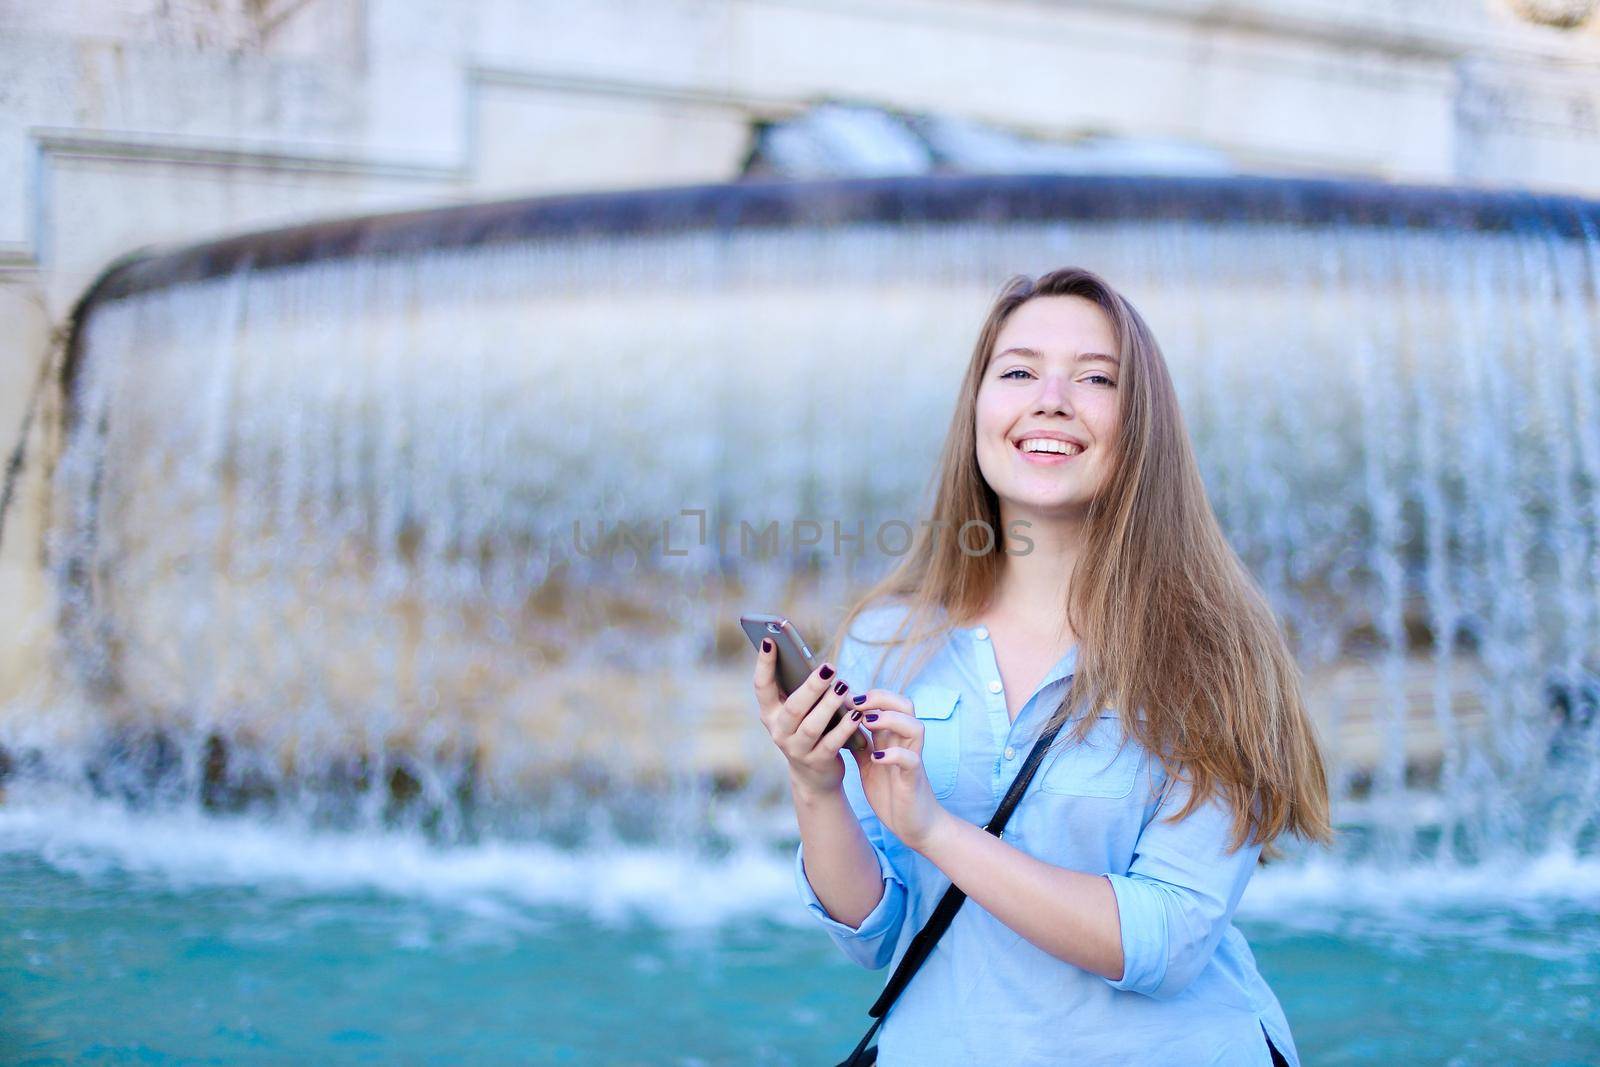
[960,630,1147,722]
[1040,641,1079,694]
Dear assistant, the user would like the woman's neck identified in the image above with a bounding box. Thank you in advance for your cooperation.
[986,507,1085,643]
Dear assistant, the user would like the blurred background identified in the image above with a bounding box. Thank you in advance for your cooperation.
[2,1,1599,1063]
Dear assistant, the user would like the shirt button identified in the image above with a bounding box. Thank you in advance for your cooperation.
[974,627,989,640]
[1003,746,1016,760]
[988,680,1003,694]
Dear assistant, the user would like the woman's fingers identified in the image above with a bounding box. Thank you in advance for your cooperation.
[794,676,853,750]
[753,641,840,738]
[857,708,922,754]
[865,744,917,775]
[816,696,866,756]
[783,662,843,726]
[752,637,782,723]
[851,688,913,717]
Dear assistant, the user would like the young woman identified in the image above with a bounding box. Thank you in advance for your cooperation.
[753,268,1333,1066]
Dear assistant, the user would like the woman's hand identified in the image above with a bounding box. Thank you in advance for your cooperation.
[752,638,868,800]
[849,691,952,853]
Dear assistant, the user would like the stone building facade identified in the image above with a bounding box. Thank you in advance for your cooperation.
[2,0,1598,702]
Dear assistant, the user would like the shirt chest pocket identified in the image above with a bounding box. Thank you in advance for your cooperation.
[908,684,962,799]
[1037,712,1140,799]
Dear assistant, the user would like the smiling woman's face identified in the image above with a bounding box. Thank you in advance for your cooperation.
[974,294,1122,524]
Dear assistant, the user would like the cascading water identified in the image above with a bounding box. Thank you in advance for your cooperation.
[3,175,1598,1062]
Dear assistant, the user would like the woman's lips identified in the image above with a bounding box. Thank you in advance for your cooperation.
[1014,440,1082,465]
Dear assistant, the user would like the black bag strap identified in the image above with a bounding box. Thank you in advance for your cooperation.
[835,714,1067,1067]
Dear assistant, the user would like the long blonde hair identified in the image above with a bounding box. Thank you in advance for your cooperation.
[824,267,1333,861]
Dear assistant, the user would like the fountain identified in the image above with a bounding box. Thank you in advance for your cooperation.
[3,171,1598,872]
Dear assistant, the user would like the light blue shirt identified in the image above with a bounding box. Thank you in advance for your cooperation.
[795,603,1301,1067]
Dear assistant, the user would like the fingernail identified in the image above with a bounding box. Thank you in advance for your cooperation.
[865,714,878,722]
[851,709,863,721]
[872,751,885,759]
[833,680,848,695]
[819,664,834,680]
[760,638,772,653]
[851,694,867,705]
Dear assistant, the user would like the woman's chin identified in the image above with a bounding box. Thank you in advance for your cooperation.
[1000,494,1092,524]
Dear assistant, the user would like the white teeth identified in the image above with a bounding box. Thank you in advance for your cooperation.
[1019,439,1082,456]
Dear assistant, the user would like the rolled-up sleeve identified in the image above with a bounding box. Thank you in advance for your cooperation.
[1101,773,1262,1000]
[794,748,910,969]
[795,829,907,969]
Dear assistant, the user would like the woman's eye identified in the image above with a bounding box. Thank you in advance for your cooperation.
[998,368,1114,385]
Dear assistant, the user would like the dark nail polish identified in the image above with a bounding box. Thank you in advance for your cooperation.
[852,694,867,705]
[865,714,878,722]
[873,751,885,760]
[833,680,848,695]
[760,638,772,653]
[851,709,863,721]
[819,664,834,680]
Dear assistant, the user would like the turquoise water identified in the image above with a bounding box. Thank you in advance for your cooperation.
[2,803,1597,1065]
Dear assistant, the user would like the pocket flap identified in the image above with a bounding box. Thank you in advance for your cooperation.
[909,685,960,720]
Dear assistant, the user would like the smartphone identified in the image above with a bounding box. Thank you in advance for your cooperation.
[739,612,874,754]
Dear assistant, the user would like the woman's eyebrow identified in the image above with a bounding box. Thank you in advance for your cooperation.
[995,347,1120,366]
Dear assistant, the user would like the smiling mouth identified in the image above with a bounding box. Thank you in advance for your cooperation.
[1014,439,1084,461]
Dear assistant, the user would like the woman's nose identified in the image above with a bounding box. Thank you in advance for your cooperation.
[1036,373,1073,415]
